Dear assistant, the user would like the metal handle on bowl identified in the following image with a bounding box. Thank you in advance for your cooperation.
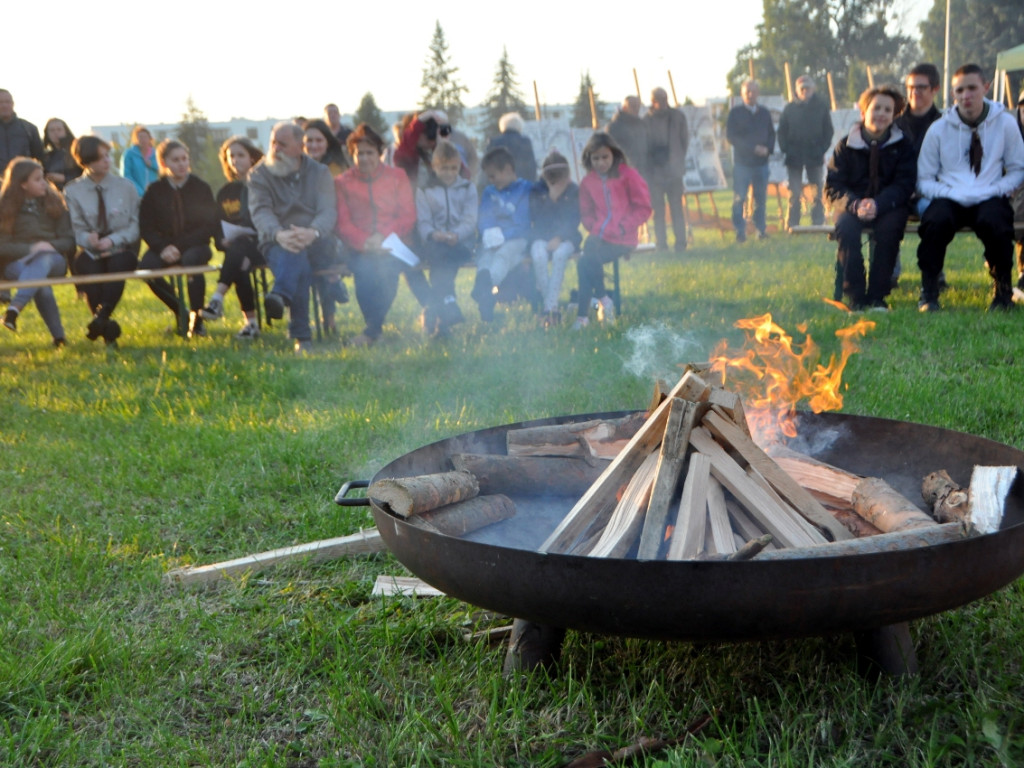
[335,479,370,506]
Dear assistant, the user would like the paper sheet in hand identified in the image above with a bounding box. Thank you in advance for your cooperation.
[382,233,419,267]
[221,221,257,241]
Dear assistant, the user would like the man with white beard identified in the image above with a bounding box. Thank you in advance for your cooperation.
[248,121,337,352]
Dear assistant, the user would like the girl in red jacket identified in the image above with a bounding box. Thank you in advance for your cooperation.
[574,133,652,329]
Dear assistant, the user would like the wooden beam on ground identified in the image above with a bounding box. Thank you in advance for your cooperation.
[372,575,445,598]
[165,528,385,586]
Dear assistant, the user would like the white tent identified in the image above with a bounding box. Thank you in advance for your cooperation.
[994,42,1024,105]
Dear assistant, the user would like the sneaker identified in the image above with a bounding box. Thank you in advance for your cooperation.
[235,322,260,339]
[867,300,890,313]
[294,339,313,355]
[202,295,224,320]
[2,308,18,332]
[757,232,769,241]
[264,292,285,321]
[52,337,66,349]
[103,319,121,345]
[918,297,941,312]
[188,313,207,339]
[596,296,615,323]
[86,314,108,341]
[736,232,747,244]
[989,284,1014,312]
[571,316,589,330]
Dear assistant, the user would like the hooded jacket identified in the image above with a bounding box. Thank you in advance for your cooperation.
[335,163,416,250]
[478,177,532,242]
[415,175,478,246]
[917,99,1024,207]
[579,164,652,247]
[825,124,916,216]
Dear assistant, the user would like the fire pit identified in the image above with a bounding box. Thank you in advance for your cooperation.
[337,410,1024,675]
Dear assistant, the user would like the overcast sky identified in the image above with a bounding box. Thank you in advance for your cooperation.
[5,0,931,133]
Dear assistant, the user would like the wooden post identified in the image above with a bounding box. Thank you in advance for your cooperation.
[668,70,679,107]
[1005,72,1014,109]
[866,65,875,89]
[588,86,598,130]
[532,80,542,121]
[826,72,837,110]
[633,68,642,98]
[784,62,794,102]
[748,59,755,80]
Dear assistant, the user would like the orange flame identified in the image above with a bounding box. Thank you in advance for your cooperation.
[709,313,874,442]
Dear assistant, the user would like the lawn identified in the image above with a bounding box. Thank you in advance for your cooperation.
[2,221,1023,767]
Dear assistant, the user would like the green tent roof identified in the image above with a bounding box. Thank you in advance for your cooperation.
[996,42,1024,72]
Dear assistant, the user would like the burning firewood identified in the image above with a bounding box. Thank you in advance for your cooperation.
[368,470,479,518]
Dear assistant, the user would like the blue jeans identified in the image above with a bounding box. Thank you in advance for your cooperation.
[4,249,66,340]
[786,163,825,227]
[732,163,769,238]
[267,244,314,341]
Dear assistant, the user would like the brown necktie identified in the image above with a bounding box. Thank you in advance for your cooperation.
[96,185,110,236]
[969,129,983,176]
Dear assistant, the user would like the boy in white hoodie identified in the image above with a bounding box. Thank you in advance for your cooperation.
[916,63,1024,311]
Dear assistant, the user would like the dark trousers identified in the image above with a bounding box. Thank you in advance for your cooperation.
[420,240,473,305]
[786,163,825,227]
[835,208,906,305]
[576,237,629,317]
[648,175,686,250]
[218,236,265,313]
[139,245,211,314]
[350,252,405,339]
[73,247,139,317]
[917,197,1015,296]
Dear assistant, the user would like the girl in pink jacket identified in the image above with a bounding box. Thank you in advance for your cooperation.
[574,133,652,329]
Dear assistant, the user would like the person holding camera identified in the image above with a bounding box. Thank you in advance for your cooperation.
[393,109,452,188]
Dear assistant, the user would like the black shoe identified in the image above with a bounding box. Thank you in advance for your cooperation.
[918,296,941,312]
[103,319,121,345]
[86,314,109,341]
[989,283,1014,312]
[2,309,17,332]
[53,337,66,349]
[189,314,207,339]
[264,292,285,320]
[441,302,464,328]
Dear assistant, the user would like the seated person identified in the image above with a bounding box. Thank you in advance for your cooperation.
[472,146,532,322]
[41,118,82,190]
[415,139,477,337]
[138,140,219,337]
[916,64,1024,312]
[64,135,140,346]
[0,157,72,346]
[529,151,581,326]
[335,123,418,347]
[203,136,265,339]
[825,85,916,311]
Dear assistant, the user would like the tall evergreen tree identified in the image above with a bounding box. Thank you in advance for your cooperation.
[355,92,389,138]
[571,72,602,129]
[420,21,468,124]
[483,47,530,139]
[176,96,223,185]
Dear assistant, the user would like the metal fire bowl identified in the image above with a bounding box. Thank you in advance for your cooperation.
[362,411,1024,642]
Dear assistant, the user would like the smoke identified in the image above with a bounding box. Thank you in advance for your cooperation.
[784,416,849,457]
[621,323,704,382]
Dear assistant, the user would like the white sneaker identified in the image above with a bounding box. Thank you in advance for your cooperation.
[596,296,615,323]
[235,322,260,339]
[202,295,224,320]
[571,317,589,330]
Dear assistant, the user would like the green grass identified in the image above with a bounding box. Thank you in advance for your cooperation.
[2,224,1024,767]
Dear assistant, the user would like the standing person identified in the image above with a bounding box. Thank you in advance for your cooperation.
[606,96,648,178]
[202,136,265,339]
[0,90,43,174]
[825,85,916,311]
[644,87,688,252]
[574,133,652,329]
[485,113,537,183]
[64,135,140,347]
[248,122,338,354]
[472,146,532,322]
[778,75,833,228]
[138,140,219,337]
[336,124,419,347]
[529,151,580,326]
[324,103,352,147]
[414,140,477,337]
[726,79,776,242]
[120,125,160,196]
[0,157,71,345]
[41,119,81,190]
[916,64,1024,312]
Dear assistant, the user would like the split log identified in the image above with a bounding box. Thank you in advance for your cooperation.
[689,427,825,548]
[666,452,712,559]
[372,575,445,597]
[587,451,660,558]
[411,494,517,537]
[744,465,830,544]
[706,389,751,437]
[368,470,479,517]
[921,470,970,524]
[449,453,603,497]
[828,505,885,537]
[852,477,938,533]
[505,413,645,460]
[969,466,1017,534]
[706,476,737,554]
[637,398,698,559]
[764,443,861,509]
[727,501,779,550]
[539,371,705,554]
[165,528,385,586]
[751,522,968,560]
[703,409,853,541]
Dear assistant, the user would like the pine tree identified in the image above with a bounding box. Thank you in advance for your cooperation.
[420,21,468,124]
[176,96,223,185]
[355,92,389,138]
[482,47,530,139]
[571,72,602,129]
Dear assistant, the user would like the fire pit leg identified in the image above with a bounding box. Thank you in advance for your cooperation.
[853,622,919,677]
[502,619,566,675]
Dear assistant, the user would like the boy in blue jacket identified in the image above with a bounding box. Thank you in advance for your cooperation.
[473,146,532,321]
